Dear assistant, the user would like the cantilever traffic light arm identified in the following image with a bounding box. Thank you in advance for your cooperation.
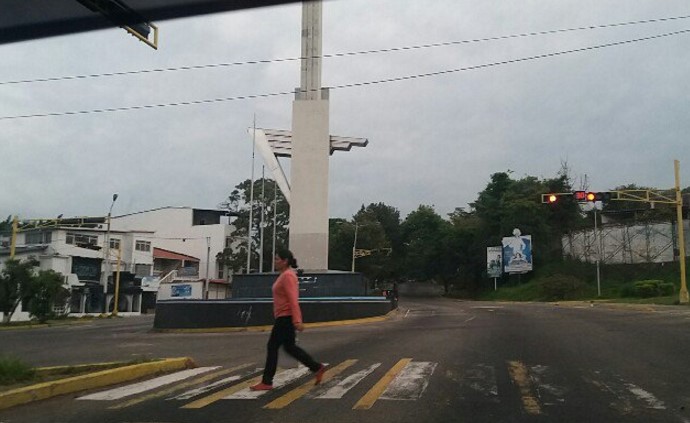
[613,190,678,205]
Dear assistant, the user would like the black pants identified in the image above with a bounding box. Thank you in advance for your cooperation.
[262,316,320,384]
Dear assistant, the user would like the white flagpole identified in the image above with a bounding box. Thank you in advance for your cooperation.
[246,115,256,273]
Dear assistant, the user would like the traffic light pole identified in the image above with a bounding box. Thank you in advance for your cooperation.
[674,160,688,304]
[594,208,601,297]
[541,160,687,304]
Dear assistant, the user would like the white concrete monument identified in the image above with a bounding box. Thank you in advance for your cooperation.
[248,1,367,271]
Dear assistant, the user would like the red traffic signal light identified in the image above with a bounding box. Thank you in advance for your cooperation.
[574,191,587,202]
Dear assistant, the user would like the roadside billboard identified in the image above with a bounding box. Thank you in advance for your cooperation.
[502,229,533,274]
[486,246,503,278]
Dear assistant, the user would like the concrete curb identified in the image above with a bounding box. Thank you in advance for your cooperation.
[155,309,400,333]
[551,301,690,312]
[0,357,196,411]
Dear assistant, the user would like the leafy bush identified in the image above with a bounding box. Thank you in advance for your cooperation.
[537,274,589,301]
[620,280,675,298]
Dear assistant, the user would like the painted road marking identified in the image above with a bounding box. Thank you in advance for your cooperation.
[624,382,666,410]
[353,358,412,410]
[264,360,357,409]
[586,372,666,413]
[170,367,261,400]
[225,366,313,399]
[381,361,437,400]
[528,365,566,406]
[464,364,498,400]
[312,363,382,399]
[110,364,253,409]
[508,361,541,415]
[77,367,221,401]
[181,372,267,409]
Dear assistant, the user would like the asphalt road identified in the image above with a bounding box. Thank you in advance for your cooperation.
[2,297,690,423]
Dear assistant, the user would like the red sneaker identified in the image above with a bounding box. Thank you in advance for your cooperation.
[250,382,273,391]
[314,364,326,385]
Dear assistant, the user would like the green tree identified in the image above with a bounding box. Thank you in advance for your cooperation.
[27,269,70,323]
[0,216,11,235]
[0,258,38,324]
[446,208,484,292]
[400,205,452,282]
[217,178,289,274]
[328,218,354,271]
[471,170,581,270]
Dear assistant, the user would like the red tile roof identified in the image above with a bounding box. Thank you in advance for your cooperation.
[153,247,200,262]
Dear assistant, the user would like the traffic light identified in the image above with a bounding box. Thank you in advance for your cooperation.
[541,193,560,204]
[574,191,613,203]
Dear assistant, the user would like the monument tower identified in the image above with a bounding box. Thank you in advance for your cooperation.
[249,1,367,272]
[289,0,330,271]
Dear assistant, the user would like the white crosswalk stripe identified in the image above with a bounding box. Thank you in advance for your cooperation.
[169,368,262,400]
[77,367,221,401]
[463,364,498,400]
[585,372,667,411]
[224,366,312,399]
[381,361,437,401]
[311,363,381,399]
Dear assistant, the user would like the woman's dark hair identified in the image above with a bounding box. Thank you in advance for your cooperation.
[277,249,298,269]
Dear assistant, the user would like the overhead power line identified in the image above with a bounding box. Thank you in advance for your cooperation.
[1,14,690,86]
[1,27,689,121]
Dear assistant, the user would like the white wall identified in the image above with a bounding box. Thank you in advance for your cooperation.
[111,207,236,280]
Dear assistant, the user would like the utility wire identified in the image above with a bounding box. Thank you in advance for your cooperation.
[1,28,688,121]
[1,14,690,86]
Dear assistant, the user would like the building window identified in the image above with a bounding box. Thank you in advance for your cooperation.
[134,264,152,277]
[26,231,52,245]
[109,238,120,250]
[66,233,97,246]
[135,240,151,252]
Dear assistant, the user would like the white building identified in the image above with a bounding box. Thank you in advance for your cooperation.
[109,206,238,282]
[0,224,154,322]
[0,206,239,322]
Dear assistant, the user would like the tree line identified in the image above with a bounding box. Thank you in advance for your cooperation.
[218,165,688,293]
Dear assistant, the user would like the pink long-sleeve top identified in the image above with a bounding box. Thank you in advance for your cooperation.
[272,269,303,325]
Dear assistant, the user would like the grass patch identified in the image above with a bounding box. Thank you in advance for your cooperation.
[475,259,689,306]
[0,356,35,385]
[0,357,160,391]
[0,315,98,329]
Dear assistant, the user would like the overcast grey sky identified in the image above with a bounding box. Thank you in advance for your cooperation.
[1,0,689,223]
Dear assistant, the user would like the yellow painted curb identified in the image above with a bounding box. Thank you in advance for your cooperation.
[0,357,195,411]
[156,309,399,333]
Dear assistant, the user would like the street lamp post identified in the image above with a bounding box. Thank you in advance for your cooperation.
[204,236,211,299]
[351,222,359,272]
[103,193,118,313]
